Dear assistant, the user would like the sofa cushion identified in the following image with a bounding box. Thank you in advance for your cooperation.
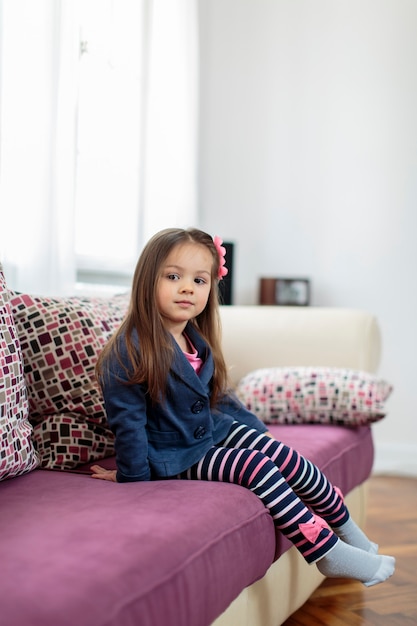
[0,471,274,626]
[237,366,392,426]
[0,423,373,626]
[0,266,38,480]
[9,292,130,469]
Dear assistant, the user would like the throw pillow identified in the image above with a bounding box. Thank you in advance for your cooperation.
[0,265,39,480]
[9,291,130,469]
[236,366,392,426]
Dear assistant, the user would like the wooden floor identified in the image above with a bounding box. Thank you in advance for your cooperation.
[282,475,417,625]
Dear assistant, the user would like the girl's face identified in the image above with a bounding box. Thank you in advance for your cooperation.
[157,243,213,333]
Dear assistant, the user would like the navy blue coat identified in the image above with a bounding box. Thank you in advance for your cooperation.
[102,322,268,482]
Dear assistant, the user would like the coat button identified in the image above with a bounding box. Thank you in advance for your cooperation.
[191,400,204,414]
[194,426,206,439]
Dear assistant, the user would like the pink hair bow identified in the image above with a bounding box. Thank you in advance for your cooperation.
[213,236,228,280]
[299,515,330,543]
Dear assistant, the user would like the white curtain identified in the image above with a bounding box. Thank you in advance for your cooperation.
[0,0,198,295]
[141,0,199,242]
[0,0,78,296]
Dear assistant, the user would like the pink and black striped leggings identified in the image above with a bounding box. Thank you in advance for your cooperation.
[180,421,348,563]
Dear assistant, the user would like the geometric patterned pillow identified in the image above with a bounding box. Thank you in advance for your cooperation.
[0,265,39,480]
[9,291,130,470]
[236,366,393,426]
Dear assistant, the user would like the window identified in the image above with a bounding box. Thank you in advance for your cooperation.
[75,0,145,287]
[0,0,197,296]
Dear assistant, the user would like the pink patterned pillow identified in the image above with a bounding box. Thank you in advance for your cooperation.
[9,291,130,469]
[0,266,39,480]
[236,366,392,426]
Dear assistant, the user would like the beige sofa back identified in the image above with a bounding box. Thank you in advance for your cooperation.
[219,306,381,387]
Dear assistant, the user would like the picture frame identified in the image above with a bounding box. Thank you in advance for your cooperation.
[259,277,310,306]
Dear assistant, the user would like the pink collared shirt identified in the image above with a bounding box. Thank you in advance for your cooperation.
[183,335,203,374]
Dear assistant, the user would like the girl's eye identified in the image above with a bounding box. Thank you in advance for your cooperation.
[167,273,180,281]
[194,277,207,285]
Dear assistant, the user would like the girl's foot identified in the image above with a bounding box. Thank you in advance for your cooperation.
[316,539,395,587]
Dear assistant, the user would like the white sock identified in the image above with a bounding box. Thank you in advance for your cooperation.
[334,517,378,554]
[316,539,395,587]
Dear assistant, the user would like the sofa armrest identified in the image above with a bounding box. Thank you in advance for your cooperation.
[219,306,381,387]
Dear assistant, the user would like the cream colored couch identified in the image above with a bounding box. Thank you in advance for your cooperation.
[213,306,380,626]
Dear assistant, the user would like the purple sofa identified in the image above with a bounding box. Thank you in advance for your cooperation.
[2,424,373,626]
[1,269,386,626]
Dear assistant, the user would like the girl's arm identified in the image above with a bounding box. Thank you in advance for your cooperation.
[216,390,269,433]
[98,355,152,483]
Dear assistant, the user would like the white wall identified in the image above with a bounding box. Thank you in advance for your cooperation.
[197,0,417,475]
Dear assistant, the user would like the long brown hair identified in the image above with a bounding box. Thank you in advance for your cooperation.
[96,228,229,406]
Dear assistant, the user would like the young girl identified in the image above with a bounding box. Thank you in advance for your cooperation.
[92,227,395,587]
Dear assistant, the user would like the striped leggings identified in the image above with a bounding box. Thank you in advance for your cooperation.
[180,422,348,563]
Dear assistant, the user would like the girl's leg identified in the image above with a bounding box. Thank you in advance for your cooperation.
[222,423,377,553]
[181,443,338,564]
[180,443,395,585]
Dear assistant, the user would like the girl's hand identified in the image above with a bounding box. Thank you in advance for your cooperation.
[91,464,117,482]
